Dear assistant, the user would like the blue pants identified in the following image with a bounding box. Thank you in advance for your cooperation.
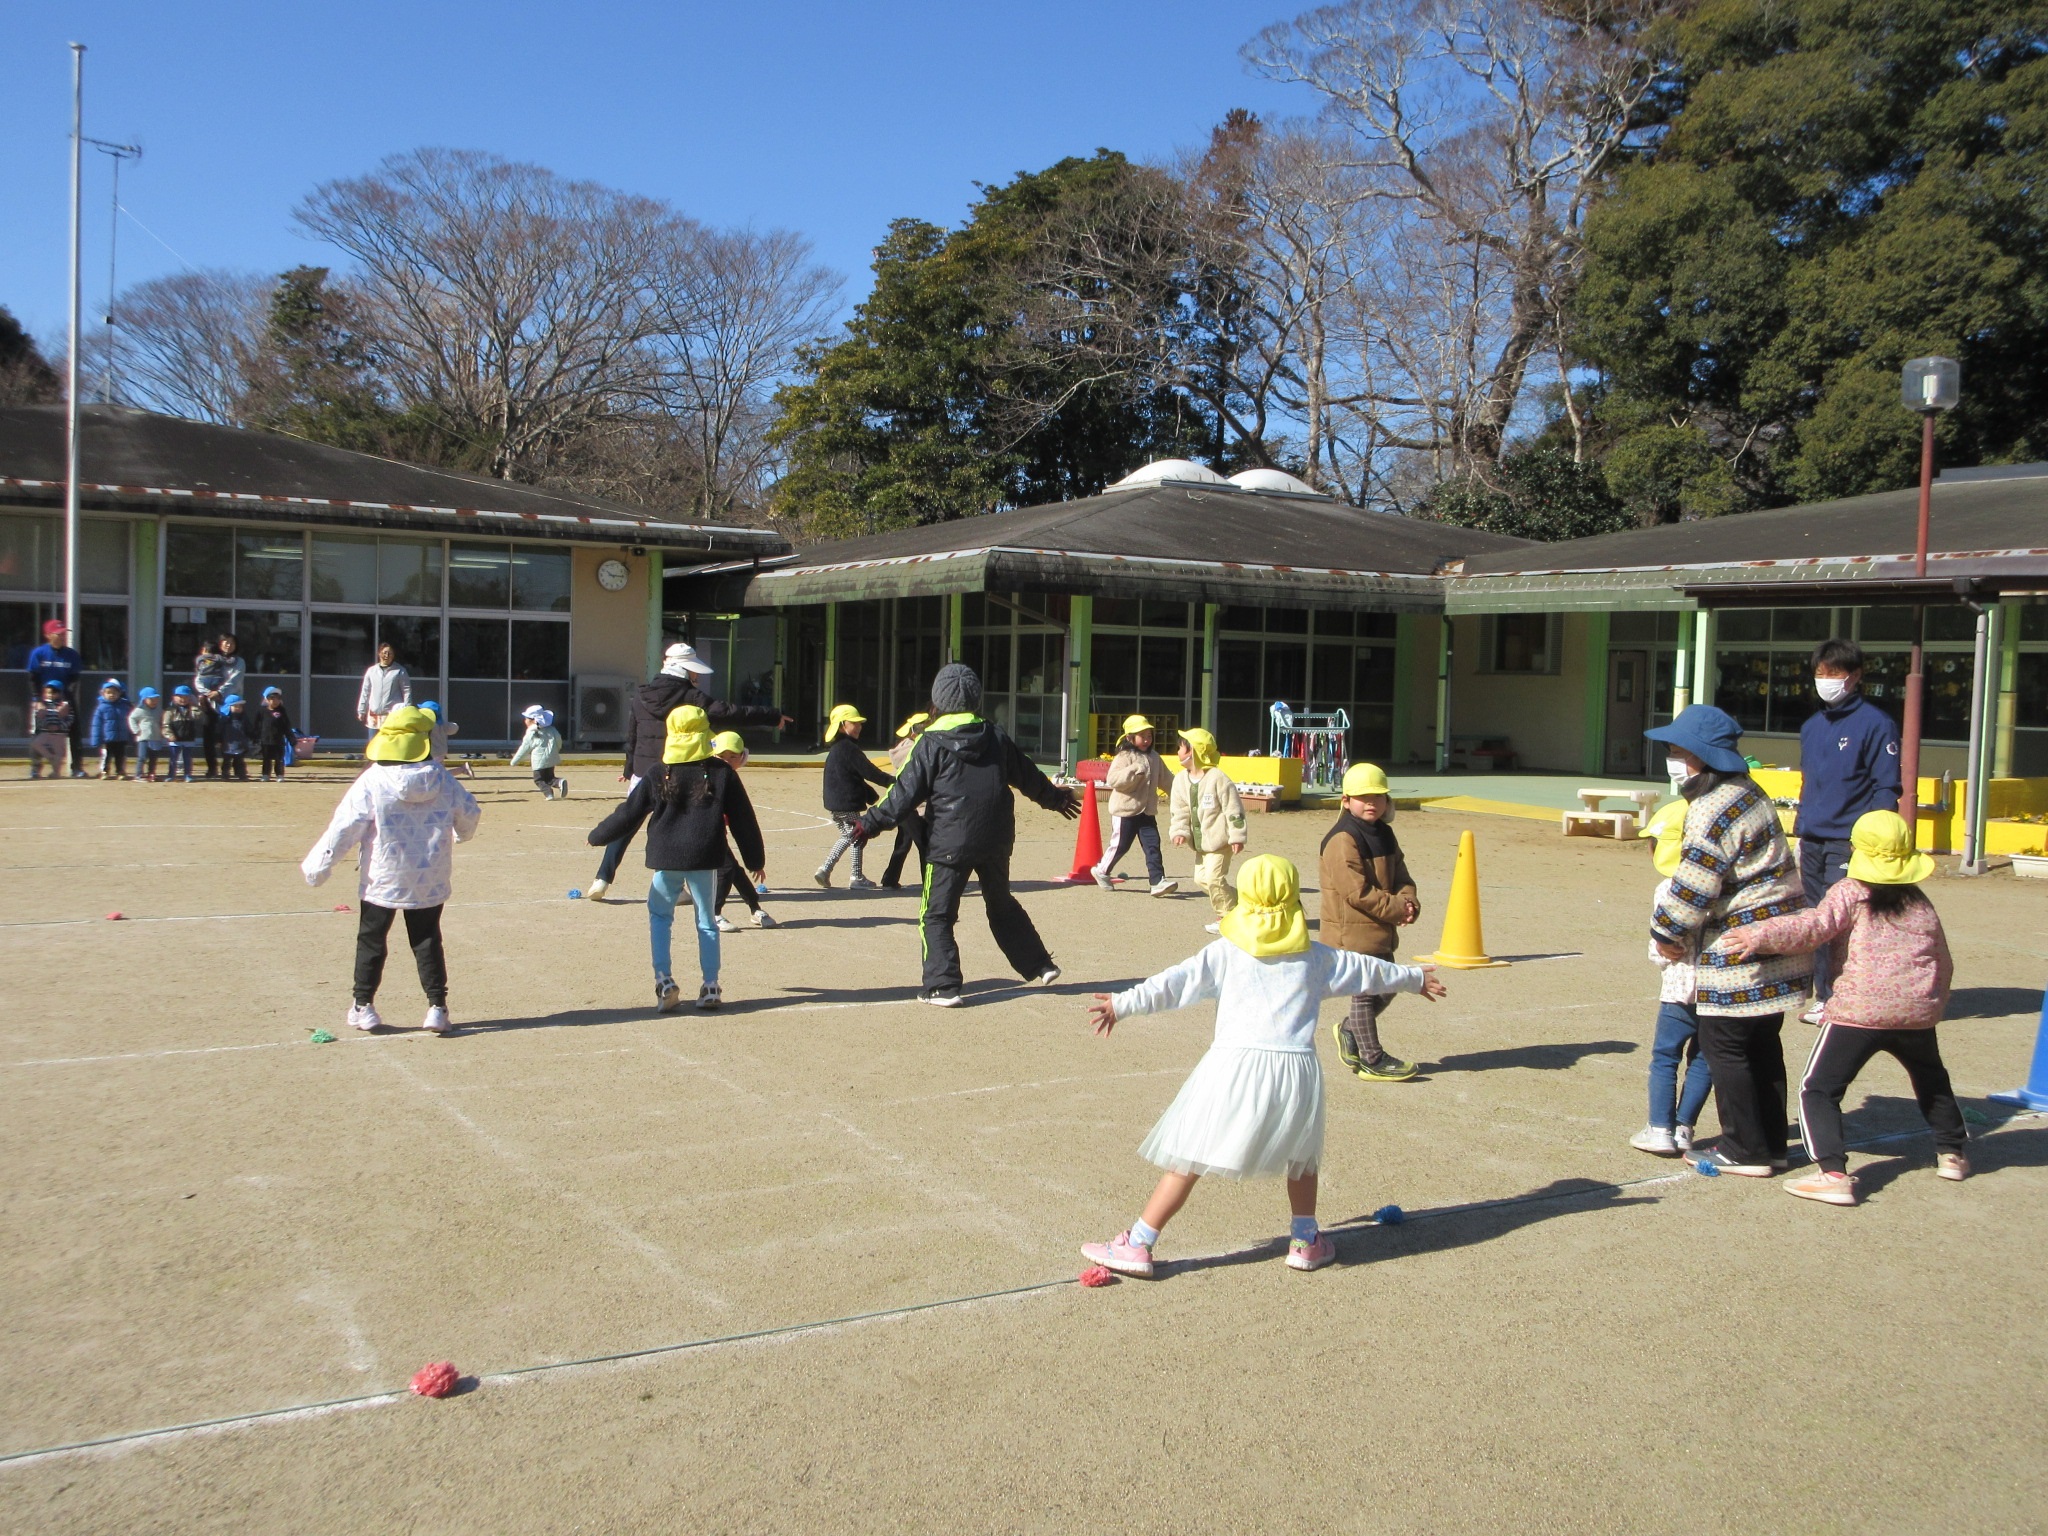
[648,868,719,986]
[1798,837,1852,1000]
[167,743,195,778]
[1649,1001,1713,1131]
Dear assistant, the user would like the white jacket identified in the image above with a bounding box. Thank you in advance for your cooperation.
[302,761,481,909]
[357,663,411,720]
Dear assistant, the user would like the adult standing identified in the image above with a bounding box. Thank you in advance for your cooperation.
[853,663,1080,1007]
[584,641,792,900]
[357,642,411,734]
[26,619,84,777]
[194,638,228,778]
[1793,638,1902,1023]
[1647,705,1813,1177]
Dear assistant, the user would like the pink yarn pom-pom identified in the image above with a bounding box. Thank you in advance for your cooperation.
[409,1361,459,1398]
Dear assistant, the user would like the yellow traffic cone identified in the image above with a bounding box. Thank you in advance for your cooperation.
[1419,830,1511,969]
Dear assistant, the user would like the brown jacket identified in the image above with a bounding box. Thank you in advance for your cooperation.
[1318,811,1417,958]
[1105,746,1173,818]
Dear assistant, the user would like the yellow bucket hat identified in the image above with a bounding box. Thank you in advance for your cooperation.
[1178,726,1220,769]
[365,704,433,763]
[1217,854,1311,958]
[896,711,931,739]
[1341,762,1390,797]
[1639,799,1687,878]
[826,703,865,740]
[1121,714,1155,738]
[663,704,712,765]
[710,730,746,757]
[1846,809,1935,885]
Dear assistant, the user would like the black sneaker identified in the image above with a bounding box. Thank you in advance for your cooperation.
[921,988,964,1009]
[1330,1021,1365,1073]
[1688,1147,1772,1177]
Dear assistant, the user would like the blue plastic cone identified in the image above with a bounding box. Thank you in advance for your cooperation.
[1988,987,2048,1112]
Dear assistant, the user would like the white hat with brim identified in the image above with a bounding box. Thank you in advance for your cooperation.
[662,642,714,676]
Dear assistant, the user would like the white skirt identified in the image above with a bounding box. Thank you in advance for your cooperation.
[1138,1046,1325,1180]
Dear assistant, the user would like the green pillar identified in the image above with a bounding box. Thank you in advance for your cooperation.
[772,610,789,745]
[947,590,964,663]
[644,549,665,678]
[1582,610,1611,776]
[1672,609,1694,715]
[1434,615,1453,772]
[1066,594,1094,771]
[132,517,160,689]
[1691,608,1717,712]
[1995,598,2021,777]
[1392,613,1418,765]
[1199,601,1218,733]
[822,601,839,721]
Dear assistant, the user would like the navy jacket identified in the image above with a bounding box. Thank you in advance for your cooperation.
[822,734,894,813]
[860,715,1071,867]
[588,757,766,874]
[1795,693,1903,839]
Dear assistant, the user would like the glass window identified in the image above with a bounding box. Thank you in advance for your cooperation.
[379,538,443,607]
[1487,614,1559,674]
[1141,600,1189,629]
[163,610,212,681]
[2021,605,2048,643]
[1717,609,1769,642]
[1313,644,1353,702]
[1609,611,1661,643]
[0,600,37,668]
[308,676,365,738]
[310,612,375,675]
[983,630,1013,693]
[1217,605,1262,632]
[82,520,129,594]
[1924,606,1977,643]
[234,532,304,602]
[1217,640,1259,697]
[1360,612,1398,640]
[447,544,511,608]
[2017,653,2048,728]
[510,620,569,680]
[1312,609,1354,637]
[311,533,378,605]
[447,680,509,743]
[234,609,303,675]
[1356,650,1396,704]
[378,615,440,674]
[80,604,127,673]
[165,525,233,598]
[0,514,59,592]
[1264,642,1306,700]
[1715,650,1770,731]
[1266,608,1309,634]
[1857,608,1915,643]
[1768,653,1812,728]
[448,617,508,678]
[1093,597,1141,627]
[1093,634,1137,696]
[511,546,571,612]
[1771,607,1831,642]
[1015,633,1060,696]
[1140,635,1186,700]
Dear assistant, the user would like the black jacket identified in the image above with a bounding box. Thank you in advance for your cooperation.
[822,734,893,813]
[860,716,1069,867]
[588,757,765,875]
[252,704,296,750]
[621,676,782,782]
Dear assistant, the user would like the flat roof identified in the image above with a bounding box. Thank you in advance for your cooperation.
[0,405,789,561]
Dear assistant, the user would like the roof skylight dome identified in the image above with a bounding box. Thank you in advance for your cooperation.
[1227,468,1326,497]
[1107,458,1231,489]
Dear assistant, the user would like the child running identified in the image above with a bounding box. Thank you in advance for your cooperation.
[1630,800,1712,1156]
[302,705,482,1035]
[1082,855,1445,1276]
[815,704,892,890]
[510,705,567,799]
[1169,726,1245,933]
[88,679,134,780]
[587,705,765,1012]
[29,680,73,779]
[1721,810,1968,1204]
[1318,763,1422,1081]
[709,730,775,932]
[253,687,297,781]
[1093,714,1177,896]
[130,687,166,783]
[163,686,203,781]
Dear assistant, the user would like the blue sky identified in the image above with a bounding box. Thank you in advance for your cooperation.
[5,1,1312,346]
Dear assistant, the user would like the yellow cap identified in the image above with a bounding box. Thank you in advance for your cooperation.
[1216,854,1311,958]
[826,703,865,740]
[710,730,746,757]
[1342,762,1390,797]
[663,705,712,764]
[364,705,433,763]
[1178,727,1220,769]
[1639,799,1687,878]
[1121,714,1155,738]
[1846,809,1936,885]
[896,711,931,739]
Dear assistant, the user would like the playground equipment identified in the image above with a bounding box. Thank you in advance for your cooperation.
[1417,830,1511,969]
[1268,701,1350,794]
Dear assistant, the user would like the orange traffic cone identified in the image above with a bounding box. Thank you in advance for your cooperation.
[1061,779,1105,882]
[1418,830,1511,969]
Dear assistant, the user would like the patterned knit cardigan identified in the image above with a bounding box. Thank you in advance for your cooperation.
[1650,776,1813,1016]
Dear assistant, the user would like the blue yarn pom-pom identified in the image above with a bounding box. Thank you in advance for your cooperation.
[1373,1204,1405,1225]
[567,888,582,900]
[1694,1160,1720,1178]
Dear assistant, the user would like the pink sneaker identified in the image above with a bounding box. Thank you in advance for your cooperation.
[1080,1230,1155,1278]
[1285,1235,1337,1271]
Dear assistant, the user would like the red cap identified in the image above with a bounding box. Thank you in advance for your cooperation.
[42,619,68,637]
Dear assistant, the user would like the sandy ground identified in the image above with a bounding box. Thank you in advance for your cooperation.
[1,762,2044,1534]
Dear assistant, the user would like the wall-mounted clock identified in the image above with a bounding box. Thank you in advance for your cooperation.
[596,558,631,592]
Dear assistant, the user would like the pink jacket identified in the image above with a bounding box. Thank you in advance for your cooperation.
[1741,880,1951,1029]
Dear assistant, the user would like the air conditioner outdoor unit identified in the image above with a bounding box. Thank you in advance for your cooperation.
[573,675,636,746]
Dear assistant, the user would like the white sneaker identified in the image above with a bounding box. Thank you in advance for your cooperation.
[347,1003,383,1033]
[697,982,722,1011]
[714,915,738,933]
[1149,879,1179,897]
[753,909,775,928]
[555,778,569,799]
[813,868,831,889]
[422,1006,454,1035]
[1092,869,1112,890]
[1801,1000,1826,1026]
[654,976,683,1014]
[1034,965,1061,987]
[1203,921,1222,934]
[1630,1124,1680,1156]
[1674,1124,1695,1152]
[585,877,611,901]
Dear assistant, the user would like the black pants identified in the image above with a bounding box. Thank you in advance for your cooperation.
[223,752,249,781]
[99,742,129,777]
[1799,837,1852,999]
[1100,813,1164,884]
[66,685,86,773]
[354,902,447,1006]
[883,809,928,885]
[532,767,556,793]
[201,705,222,777]
[260,747,286,778]
[715,851,761,914]
[920,856,1052,993]
[1697,1011,1788,1165]
[1800,1023,1966,1174]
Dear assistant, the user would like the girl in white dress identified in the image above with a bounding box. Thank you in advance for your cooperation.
[1083,854,1445,1277]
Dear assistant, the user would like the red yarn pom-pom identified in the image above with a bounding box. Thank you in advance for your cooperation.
[410,1361,459,1398]
[1078,1265,1117,1288]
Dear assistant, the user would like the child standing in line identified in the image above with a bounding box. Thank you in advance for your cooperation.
[815,704,892,890]
[1318,763,1423,1082]
[163,686,203,781]
[253,687,297,781]
[302,706,482,1035]
[588,705,765,1012]
[29,680,72,779]
[1630,800,1713,1156]
[88,679,134,780]
[1168,727,1245,933]
[509,704,567,799]
[880,711,930,889]
[1081,854,1446,1277]
[218,695,253,780]
[1721,810,1967,1205]
[1093,714,1178,896]
[129,687,166,783]
[709,730,775,932]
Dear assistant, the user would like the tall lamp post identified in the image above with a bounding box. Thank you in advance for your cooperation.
[1896,356,1961,824]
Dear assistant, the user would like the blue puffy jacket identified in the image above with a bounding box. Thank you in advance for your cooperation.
[88,697,134,746]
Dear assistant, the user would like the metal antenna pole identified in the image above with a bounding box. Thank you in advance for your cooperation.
[65,43,85,646]
[88,138,142,403]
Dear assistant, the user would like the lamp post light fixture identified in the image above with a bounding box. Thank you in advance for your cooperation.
[1896,355,1961,824]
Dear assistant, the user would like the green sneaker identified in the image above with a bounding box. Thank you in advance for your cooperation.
[1354,1053,1419,1082]
[1331,1020,1366,1073]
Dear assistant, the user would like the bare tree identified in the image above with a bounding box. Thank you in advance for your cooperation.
[295,149,669,480]
[111,269,268,422]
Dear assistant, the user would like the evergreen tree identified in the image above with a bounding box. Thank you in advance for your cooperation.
[0,306,61,405]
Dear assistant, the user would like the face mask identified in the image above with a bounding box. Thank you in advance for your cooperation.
[1815,676,1851,705]
[1665,757,1693,786]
